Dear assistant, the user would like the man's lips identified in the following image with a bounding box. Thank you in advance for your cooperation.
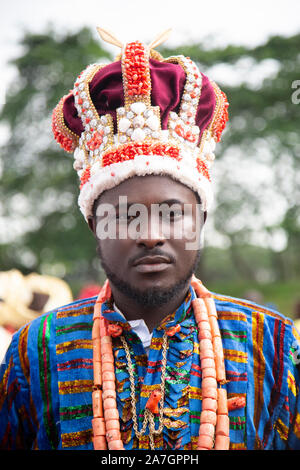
[133,255,172,273]
[133,255,171,266]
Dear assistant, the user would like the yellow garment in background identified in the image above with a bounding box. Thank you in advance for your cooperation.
[0,269,73,330]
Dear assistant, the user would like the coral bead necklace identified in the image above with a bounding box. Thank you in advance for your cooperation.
[91,276,230,450]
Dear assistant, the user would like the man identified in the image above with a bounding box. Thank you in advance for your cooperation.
[1,28,300,451]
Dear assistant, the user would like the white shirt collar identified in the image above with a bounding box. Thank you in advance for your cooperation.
[113,303,152,353]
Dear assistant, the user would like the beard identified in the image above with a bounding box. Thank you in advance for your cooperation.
[97,244,201,308]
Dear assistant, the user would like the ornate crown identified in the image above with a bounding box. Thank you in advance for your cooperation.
[52,28,229,220]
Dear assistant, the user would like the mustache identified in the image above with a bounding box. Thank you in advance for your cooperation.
[128,248,176,267]
[96,244,175,265]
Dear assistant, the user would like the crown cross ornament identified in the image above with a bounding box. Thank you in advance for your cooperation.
[52,27,229,220]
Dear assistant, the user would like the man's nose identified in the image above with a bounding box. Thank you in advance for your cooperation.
[136,215,165,249]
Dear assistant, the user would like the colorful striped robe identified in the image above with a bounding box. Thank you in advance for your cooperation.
[1,286,300,450]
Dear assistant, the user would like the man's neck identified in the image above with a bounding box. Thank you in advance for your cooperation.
[110,284,190,333]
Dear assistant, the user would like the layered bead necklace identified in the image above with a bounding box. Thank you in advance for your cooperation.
[91,276,230,450]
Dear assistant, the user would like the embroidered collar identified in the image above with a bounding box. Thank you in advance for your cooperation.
[100,285,196,333]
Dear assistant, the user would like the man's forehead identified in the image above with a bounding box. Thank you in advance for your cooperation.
[97,175,198,205]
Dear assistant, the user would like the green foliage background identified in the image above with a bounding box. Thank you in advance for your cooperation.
[0,28,299,317]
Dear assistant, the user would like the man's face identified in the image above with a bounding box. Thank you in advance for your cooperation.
[89,175,205,306]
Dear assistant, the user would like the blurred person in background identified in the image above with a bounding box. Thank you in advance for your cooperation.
[0,269,73,362]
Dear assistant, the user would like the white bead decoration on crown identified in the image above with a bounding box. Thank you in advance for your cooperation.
[73,63,114,172]
[117,102,161,145]
[73,147,86,171]
[130,102,146,115]
[166,56,202,149]
[198,130,217,168]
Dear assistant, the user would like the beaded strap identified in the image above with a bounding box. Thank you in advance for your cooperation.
[116,41,161,146]
[121,41,151,106]
[52,93,79,153]
[191,276,230,450]
[165,56,202,148]
[207,81,229,143]
[92,281,124,450]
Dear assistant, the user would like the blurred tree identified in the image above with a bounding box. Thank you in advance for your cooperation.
[162,34,300,283]
[0,28,112,288]
[0,29,299,292]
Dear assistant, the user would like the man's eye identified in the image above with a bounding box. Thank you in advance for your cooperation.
[117,213,135,222]
[172,210,182,218]
[117,213,128,220]
[162,210,182,220]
